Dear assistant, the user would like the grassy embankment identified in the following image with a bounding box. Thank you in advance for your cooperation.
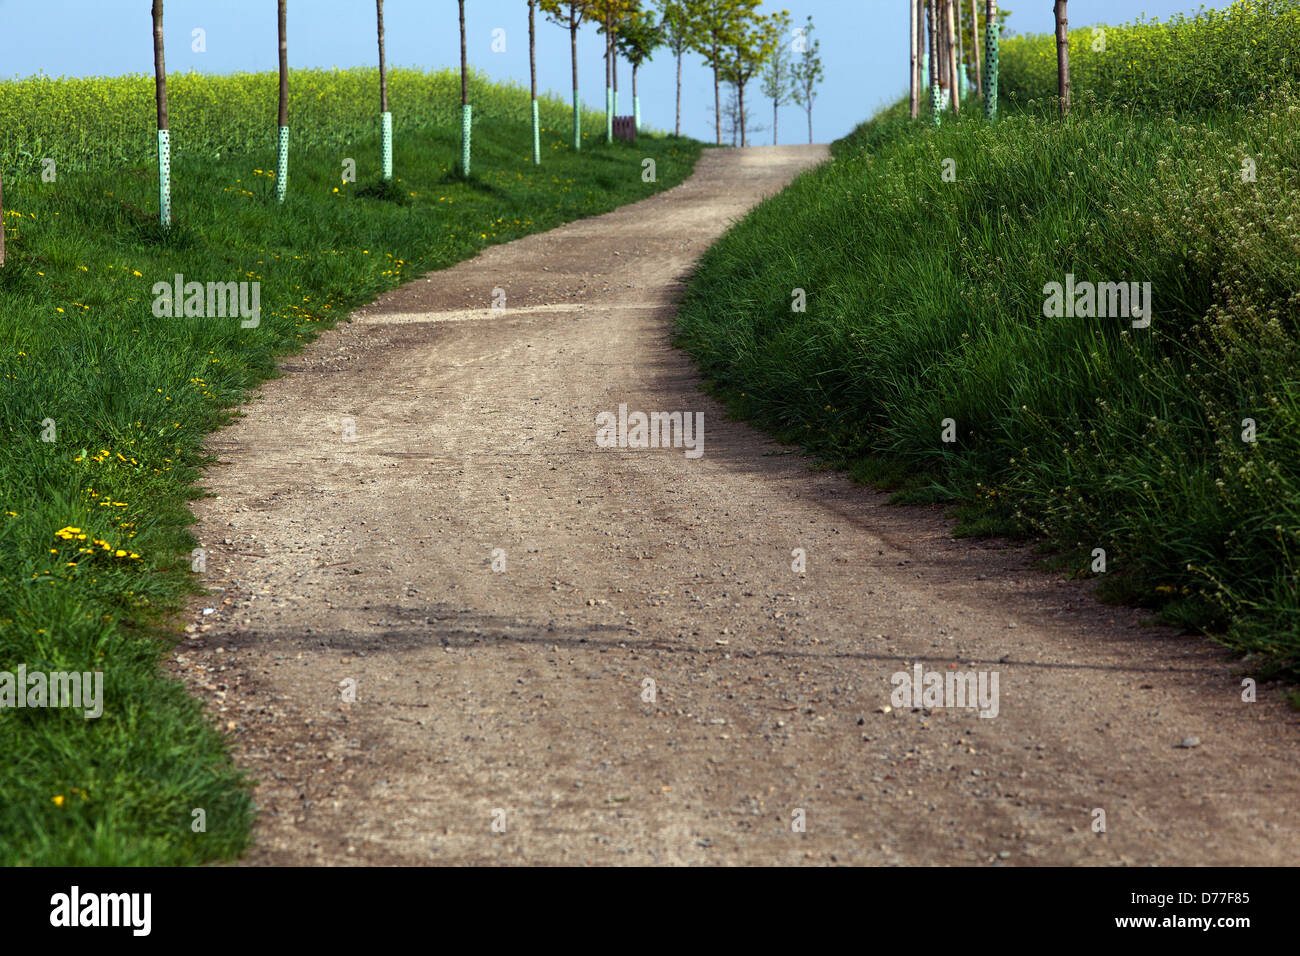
[0,66,701,864]
[676,1,1300,684]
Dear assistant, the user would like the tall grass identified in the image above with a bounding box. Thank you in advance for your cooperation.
[1,66,611,176]
[676,6,1300,680]
[0,68,701,864]
[1000,0,1300,112]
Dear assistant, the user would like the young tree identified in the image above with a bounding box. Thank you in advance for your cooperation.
[955,0,966,99]
[659,0,692,137]
[589,0,615,142]
[720,9,781,147]
[927,0,941,124]
[152,0,171,226]
[946,0,960,114]
[690,0,757,147]
[540,1,591,150]
[909,0,920,119]
[377,0,393,179]
[933,0,946,103]
[1054,0,1070,116]
[605,3,615,141]
[276,0,289,202]
[790,15,822,145]
[921,0,931,106]
[594,0,640,142]
[589,0,623,142]
[529,0,541,164]
[761,10,794,144]
[617,11,665,133]
[459,0,472,174]
[719,85,754,146]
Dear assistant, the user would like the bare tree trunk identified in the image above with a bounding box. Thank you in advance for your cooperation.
[940,0,950,108]
[459,0,468,106]
[1055,0,1071,117]
[956,0,965,95]
[459,0,471,174]
[910,0,920,118]
[675,45,683,137]
[153,1,168,130]
[528,1,537,105]
[935,0,946,92]
[714,64,722,146]
[773,94,778,145]
[529,0,539,164]
[377,0,388,113]
[605,12,614,143]
[738,72,746,147]
[277,1,288,126]
[947,0,960,114]
[970,0,982,97]
[571,8,581,149]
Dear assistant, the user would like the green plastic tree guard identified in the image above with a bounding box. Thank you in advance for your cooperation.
[573,89,582,149]
[461,104,472,176]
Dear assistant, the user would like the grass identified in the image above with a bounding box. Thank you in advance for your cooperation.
[1,66,600,176]
[0,69,701,865]
[999,0,1300,113]
[675,5,1300,682]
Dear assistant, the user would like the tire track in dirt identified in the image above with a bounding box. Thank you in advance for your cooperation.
[175,145,1300,865]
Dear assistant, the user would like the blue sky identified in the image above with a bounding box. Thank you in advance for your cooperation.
[2,1,1227,143]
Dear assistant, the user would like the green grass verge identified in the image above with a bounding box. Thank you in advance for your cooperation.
[675,30,1300,679]
[0,70,701,865]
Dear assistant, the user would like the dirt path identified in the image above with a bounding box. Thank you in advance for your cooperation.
[178,145,1300,866]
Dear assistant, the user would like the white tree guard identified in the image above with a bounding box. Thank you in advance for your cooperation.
[572,89,582,150]
[276,126,290,202]
[157,129,172,228]
[532,100,541,165]
[381,111,393,180]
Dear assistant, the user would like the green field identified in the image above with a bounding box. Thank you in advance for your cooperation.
[676,1,1300,684]
[0,67,701,865]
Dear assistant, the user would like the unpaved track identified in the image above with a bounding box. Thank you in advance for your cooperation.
[178,146,1300,866]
